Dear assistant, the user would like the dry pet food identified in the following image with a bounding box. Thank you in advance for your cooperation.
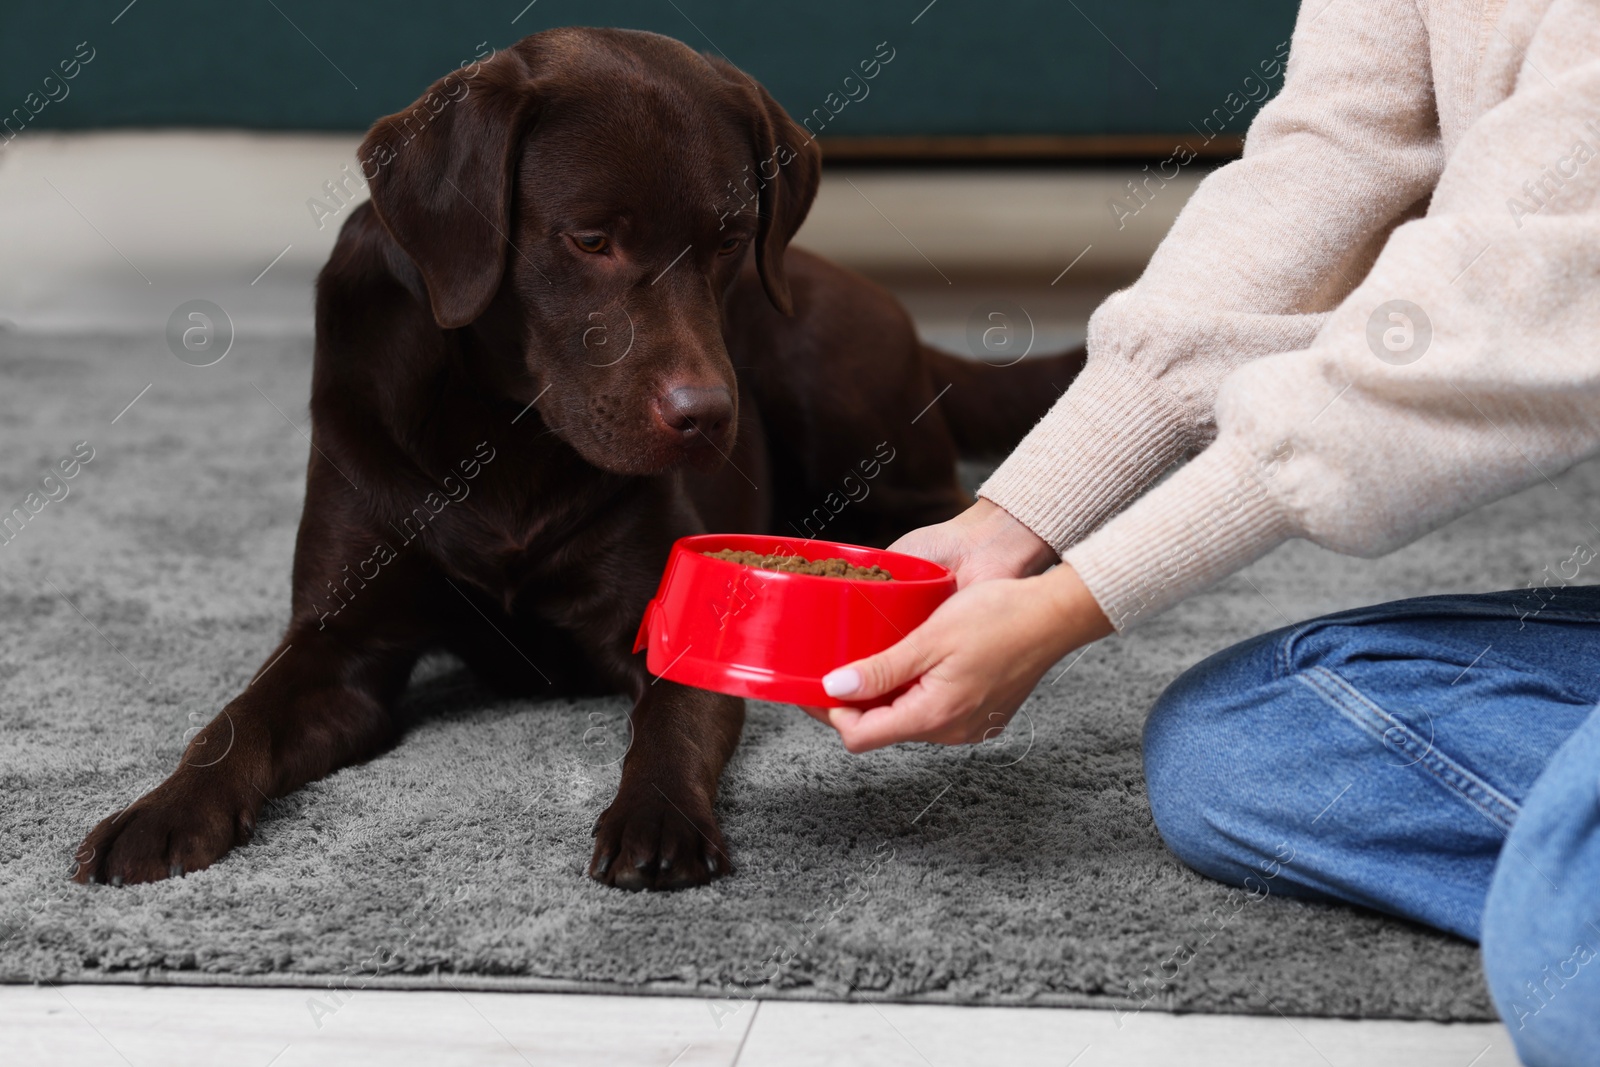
[703,549,893,581]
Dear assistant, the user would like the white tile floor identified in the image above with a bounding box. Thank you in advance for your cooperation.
[0,985,1517,1067]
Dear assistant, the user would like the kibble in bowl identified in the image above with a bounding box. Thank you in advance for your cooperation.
[700,548,893,581]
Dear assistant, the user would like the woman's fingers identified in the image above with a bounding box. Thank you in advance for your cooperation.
[817,584,999,751]
[806,567,1110,756]
[821,627,940,703]
[885,499,1059,587]
[827,681,952,753]
[886,525,966,572]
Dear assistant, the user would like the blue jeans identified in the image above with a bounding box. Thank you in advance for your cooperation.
[1143,588,1600,1067]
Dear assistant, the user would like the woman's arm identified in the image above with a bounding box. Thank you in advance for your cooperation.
[1069,0,1600,630]
[979,0,1444,554]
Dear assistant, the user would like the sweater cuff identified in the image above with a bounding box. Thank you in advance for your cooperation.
[977,355,1194,554]
[1063,434,1298,631]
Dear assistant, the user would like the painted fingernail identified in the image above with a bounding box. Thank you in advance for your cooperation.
[822,667,861,698]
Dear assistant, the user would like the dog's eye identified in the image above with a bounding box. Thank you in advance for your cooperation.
[572,233,610,254]
[718,237,745,256]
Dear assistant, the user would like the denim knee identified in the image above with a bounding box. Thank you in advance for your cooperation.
[1141,633,1285,887]
[1484,902,1600,1067]
[1480,708,1600,1066]
[1146,595,1600,950]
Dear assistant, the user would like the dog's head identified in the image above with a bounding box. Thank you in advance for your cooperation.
[359,28,821,475]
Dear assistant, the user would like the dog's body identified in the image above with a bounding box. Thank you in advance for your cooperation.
[74,28,1084,890]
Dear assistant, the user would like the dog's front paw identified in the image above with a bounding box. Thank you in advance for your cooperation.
[588,785,729,891]
[72,776,256,886]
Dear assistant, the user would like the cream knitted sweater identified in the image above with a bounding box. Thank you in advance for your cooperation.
[979,0,1600,630]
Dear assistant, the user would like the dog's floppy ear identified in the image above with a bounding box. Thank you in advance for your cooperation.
[360,47,537,329]
[719,69,821,316]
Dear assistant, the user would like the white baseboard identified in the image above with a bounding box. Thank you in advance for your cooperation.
[0,131,1197,333]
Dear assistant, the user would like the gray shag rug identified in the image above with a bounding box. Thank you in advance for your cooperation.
[8,329,1587,1021]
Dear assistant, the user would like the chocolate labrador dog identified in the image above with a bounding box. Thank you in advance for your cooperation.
[73,27,1084,891]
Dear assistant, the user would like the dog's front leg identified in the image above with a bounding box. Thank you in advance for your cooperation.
[71,620,419,886]
[589,680,744,891]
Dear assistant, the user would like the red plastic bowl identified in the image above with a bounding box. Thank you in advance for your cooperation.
[632,533,955,707]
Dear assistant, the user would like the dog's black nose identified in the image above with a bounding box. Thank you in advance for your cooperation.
[657,385,733,440]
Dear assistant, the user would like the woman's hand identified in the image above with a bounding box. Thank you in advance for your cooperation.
[886,498,1060,587]
[805,563,1113,753]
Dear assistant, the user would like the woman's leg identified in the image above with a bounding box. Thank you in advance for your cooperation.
[1141,587,1600,940]
[1481,706,1600,1066]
